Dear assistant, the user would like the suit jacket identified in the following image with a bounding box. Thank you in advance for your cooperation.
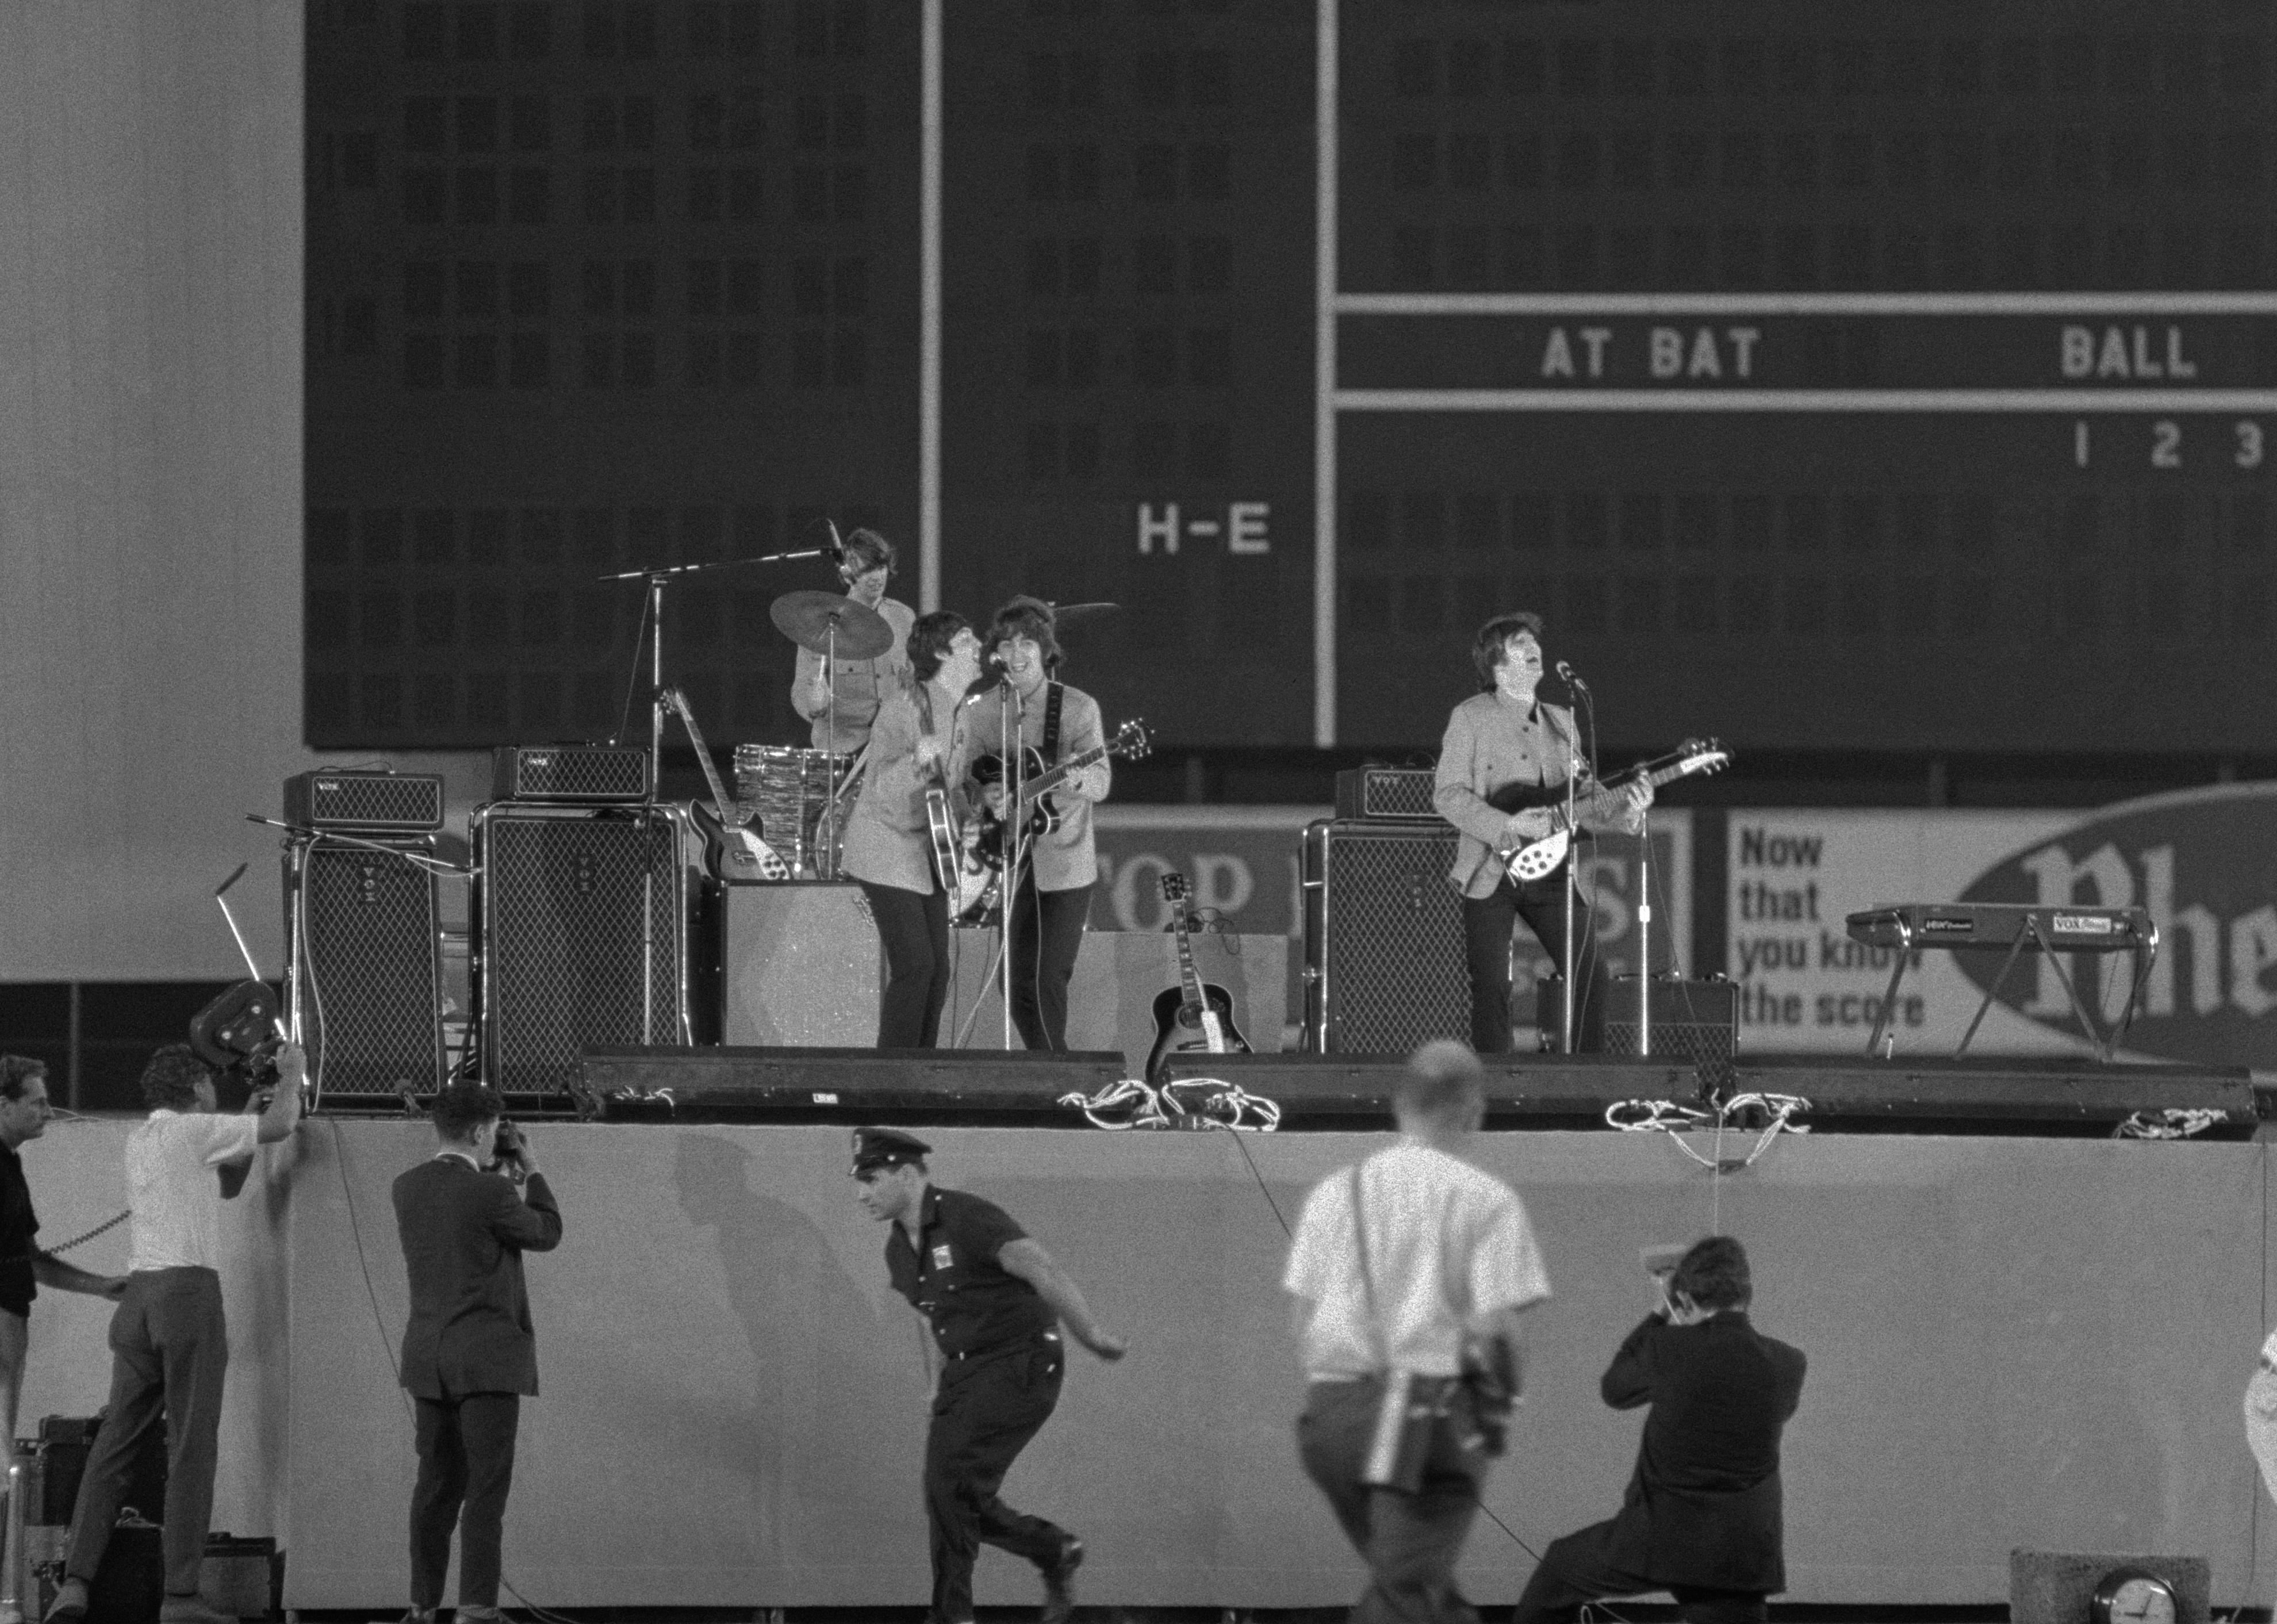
[1433,692,1622,898]
[1600,1311,1807,1593]
[392,1155,562,1400]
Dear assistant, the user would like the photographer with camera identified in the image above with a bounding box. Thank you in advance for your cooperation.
[47,1042,304,1624]
[391,1085,561,1624]
[1510,1236,1807,1624]
[1283,1040,1551,1624]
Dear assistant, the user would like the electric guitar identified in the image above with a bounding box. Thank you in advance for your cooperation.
[1494,737,1731,883]
[664,688,791,883]
[973,719,1152,853]
[1143,872,1249,1083]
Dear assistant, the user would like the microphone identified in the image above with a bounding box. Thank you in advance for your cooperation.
[1555,659,1588,691]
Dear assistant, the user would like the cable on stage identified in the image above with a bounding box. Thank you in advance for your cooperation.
[1607,1092,1811,1174]
[1056,1076,1281,1132]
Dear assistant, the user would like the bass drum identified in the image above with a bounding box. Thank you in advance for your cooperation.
[733,745,859,879]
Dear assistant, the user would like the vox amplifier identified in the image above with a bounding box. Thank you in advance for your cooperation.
[492,744,650,803]
[283,770,444,831]
[1334,768,1440,821]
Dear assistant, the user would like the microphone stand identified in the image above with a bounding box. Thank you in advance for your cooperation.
[597,550,830,804]
[1000,679,1026,1051]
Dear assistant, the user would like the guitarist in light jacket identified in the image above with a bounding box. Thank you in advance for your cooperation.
[1433,611,1649,1055]
[843,611,984,1048]
[955,597,1110,1052]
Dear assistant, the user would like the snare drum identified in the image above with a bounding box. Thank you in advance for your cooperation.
[733,745,858,878]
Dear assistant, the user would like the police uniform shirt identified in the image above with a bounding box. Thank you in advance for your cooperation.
[0,1140,40,1318]
[885,1185,1055,1359]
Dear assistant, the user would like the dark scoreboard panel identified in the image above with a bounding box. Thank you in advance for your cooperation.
[1335,0,2277,753]
[307,2,2277,756]
[938,3,1314,745]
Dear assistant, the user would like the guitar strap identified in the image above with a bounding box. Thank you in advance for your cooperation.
[1042,681,1064,765]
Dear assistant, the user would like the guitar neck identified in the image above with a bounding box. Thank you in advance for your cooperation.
[1172,902,1206,1007]
[671,694,734,816]
[1015,742,1110,805]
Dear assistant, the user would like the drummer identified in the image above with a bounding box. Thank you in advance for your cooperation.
[791,527,914,754]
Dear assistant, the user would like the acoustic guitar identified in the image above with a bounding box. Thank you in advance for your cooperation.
[1143,872,1249,1083]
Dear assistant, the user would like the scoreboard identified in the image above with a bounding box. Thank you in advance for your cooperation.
[1329,1,2277,752]
[306,0,2277,755]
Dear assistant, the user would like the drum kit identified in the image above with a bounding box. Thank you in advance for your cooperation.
[739,588,896,880]
[603,538,1118,894]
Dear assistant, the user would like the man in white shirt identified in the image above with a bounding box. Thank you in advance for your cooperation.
[47,1042,304,1624]
[1284,1040,1551,1624]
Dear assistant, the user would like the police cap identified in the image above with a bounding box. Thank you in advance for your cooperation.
[850,1126,931,1175]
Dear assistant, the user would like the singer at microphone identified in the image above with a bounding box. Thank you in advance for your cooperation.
[1429,612,1651,1055]
[789,527,915,756]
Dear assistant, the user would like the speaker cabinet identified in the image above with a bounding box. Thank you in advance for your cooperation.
[286,836,444,1099]
[1303,820,1467,1054]
[475,805,688,1097]
[1539,974,1738,1081]
[720,884,881,1046]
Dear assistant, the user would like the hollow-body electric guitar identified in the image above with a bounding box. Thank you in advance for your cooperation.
[973,719,1152,855]
[1143,872,1249,1083]
[665,688,791,883]
[1493,737,1732,882]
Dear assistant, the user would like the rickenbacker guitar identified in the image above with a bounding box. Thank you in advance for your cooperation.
[974,718,1152,851]
[1493,737,1732,883]
[1144,872,1249,1083]
[664,688,791,883]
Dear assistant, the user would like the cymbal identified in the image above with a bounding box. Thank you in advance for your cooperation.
[770,590,894,660]
[1048,601,1121,625]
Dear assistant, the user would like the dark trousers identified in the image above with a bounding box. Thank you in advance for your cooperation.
[861,879,951,1047]
[1006,878,1091,1052]
[409,1391,521,1610]
[1463,865,1605,1055]
[1511,1519,1768,1624]
[925,1340,1067,1624]
[67,1268,227,1598]
[1297,1376,1490,1624]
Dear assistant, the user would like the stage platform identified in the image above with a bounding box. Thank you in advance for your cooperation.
[12,1072,2272,1614]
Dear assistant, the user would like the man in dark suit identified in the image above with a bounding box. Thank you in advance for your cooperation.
[1512,1236,1806,1624]
[391,1083,562,1624]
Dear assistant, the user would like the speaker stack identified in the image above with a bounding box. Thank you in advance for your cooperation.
[474,746,688,1100]
[1304,817,1469,1054]
[281,770,448,1101]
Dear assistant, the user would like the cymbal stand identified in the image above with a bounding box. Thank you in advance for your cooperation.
[599,552,822,802]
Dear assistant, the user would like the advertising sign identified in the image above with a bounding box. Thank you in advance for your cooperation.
[1728,784,2277,1066]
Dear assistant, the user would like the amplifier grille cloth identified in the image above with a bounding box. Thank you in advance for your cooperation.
[482,812,684,1096]
[1311,824,1469,1054]
[298,840,443,1096]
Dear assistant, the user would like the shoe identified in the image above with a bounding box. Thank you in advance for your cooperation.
[43,1578,87,1623]
[158,1596,236,1624]
[1039,1533,1083,1624]
[396,1610,437,1624]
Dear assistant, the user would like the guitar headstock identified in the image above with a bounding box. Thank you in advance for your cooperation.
[1160,871,1190,905]
[1672,736,1733,777]
[1112,719,1153,761]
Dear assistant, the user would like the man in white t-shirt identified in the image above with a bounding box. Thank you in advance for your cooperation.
[1284,1039,1551,1624]
[47,1042,303,1624]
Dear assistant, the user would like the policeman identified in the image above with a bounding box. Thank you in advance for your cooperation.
[850,1127,1126,1624]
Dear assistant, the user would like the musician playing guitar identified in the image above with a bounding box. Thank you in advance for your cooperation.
[841,611,984,1048]
[1434,611,1650,1055]
[955,597,1110,1052]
